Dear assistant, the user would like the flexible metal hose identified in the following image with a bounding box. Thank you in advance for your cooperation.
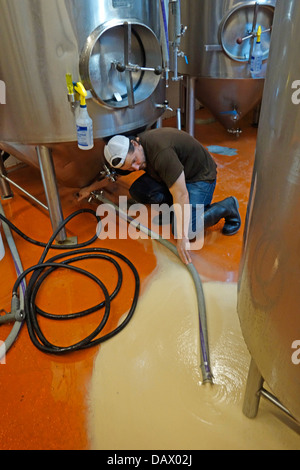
[91,191,213,384]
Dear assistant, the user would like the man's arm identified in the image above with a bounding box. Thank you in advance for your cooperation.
[169,171,192,265]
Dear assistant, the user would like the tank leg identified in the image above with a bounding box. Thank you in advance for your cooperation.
[186,76,196,137]
[243,358,264,419]
[179,78,187,130]
[0,152,13,199]
[155,117,163,128]
[36,145,67,244]
[252,102,262,128]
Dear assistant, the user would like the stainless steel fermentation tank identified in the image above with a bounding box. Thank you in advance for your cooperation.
[0,0,167,241]
[0,3,166,175]
[238,0,300,423]
[178,0,276,135]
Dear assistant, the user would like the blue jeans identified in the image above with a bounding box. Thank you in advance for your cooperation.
[129,174,216,235]
[186,180,216,233]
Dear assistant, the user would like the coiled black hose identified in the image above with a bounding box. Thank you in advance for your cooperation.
[0,209,140,354]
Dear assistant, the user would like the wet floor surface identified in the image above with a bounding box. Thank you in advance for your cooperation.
[0,109,299,449]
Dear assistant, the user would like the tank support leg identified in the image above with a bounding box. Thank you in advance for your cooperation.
[242,358,264,419]
[36,145,67,244]
[0,152,13,199]
[186,76,196,137]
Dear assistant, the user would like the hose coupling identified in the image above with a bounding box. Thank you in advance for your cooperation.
[0,296,24,324]
[11,294,20,315]
[88,190,104,204]
[11,293,25,321]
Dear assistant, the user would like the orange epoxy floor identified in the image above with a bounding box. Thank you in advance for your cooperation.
[1,109,256,449]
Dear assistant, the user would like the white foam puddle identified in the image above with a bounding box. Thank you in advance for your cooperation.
[88,244,300,450]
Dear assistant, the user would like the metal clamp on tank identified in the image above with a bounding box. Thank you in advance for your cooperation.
[114,61,163,76]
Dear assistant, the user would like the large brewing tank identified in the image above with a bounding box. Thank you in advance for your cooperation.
[238,0,300,422]
[0,0,166,188]
[178,0,276,134]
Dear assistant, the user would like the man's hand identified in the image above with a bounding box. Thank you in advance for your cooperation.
[169,172,192,265]
[176,237,192,265]
[76,178,111,202]
[76,187,93,202]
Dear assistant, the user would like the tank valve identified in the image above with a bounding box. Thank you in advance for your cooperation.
[100,164,117,183]
[88,190,104,204]
[220,109,240,122]
[227,128,242,137]
[155,100,173,112]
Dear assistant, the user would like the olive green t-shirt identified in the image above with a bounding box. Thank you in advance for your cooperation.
[138,127,217,188]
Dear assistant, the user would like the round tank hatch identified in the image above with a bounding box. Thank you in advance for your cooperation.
[220,3,275,62]
[80,22,162,109]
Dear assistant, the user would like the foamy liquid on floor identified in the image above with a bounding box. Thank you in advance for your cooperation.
[88,243,300,450]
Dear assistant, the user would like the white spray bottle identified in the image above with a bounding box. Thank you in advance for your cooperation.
[74,82,94,150]
[250,26,263,78]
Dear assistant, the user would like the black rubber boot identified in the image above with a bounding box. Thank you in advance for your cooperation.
[204,196,241,235]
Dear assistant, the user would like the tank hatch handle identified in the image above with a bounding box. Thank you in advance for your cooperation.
[115,62,163,75]
[114,21,163,108]
[124,22,135,108]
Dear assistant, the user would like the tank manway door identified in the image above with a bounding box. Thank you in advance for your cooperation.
[80,21,162,109]
[220,2,274,63]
